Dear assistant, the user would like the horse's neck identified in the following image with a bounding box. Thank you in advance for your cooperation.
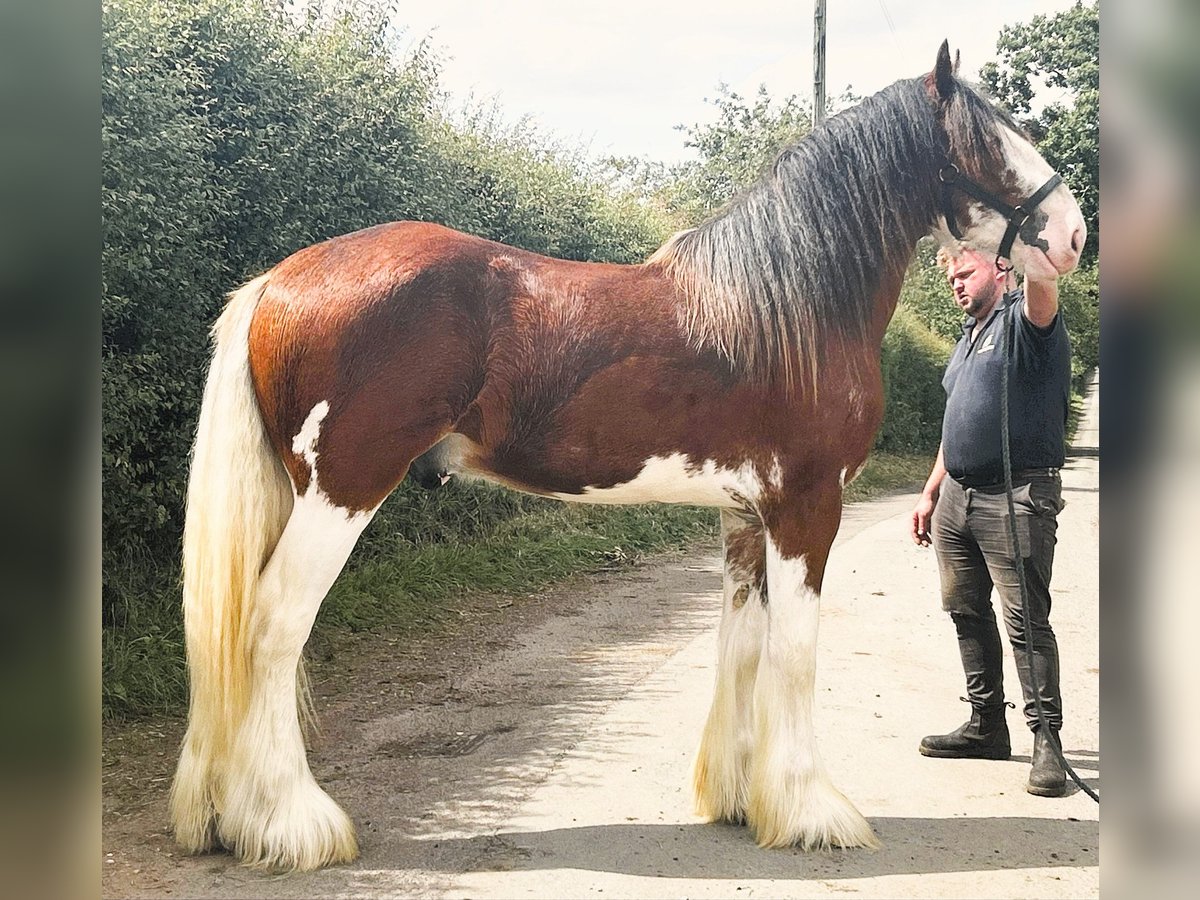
[865,245,919,349]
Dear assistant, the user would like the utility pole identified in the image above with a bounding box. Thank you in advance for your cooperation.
[813,0,827,127]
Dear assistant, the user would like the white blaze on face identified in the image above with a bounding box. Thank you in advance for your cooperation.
[996,128,1086,276]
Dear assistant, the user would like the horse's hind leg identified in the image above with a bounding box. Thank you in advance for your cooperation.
[215,486,377,871]
[694,509,768,823]
[747,482,879,850]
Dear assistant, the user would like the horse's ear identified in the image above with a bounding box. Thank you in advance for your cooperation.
[954,49,961,74]
[926,40,955,102]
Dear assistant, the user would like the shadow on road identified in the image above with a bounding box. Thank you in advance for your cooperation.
[346,816,1098,887]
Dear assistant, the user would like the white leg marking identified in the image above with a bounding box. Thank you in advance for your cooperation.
[217,404,377,870]
[746,536,879,850]
[218,488,375,870]
[694,512,768,823]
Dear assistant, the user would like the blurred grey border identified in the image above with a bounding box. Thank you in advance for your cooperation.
[1103,0,1200,896]
[0,1,100,898]
[1,0,1197,896]
[1104,0,1200,897]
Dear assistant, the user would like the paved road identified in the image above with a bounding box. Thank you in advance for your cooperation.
[103,376,1099,899]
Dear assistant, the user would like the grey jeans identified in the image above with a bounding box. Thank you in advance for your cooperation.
[932,473,1065,730]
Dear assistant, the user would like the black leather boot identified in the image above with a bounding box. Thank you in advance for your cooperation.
[1027,729,1067,796]
[919,703,1012,759]
[920,613,1011,759]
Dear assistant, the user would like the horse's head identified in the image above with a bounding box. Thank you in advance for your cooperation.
[926,41,1086,279]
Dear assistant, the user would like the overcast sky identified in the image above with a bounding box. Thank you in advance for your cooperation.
[389,0,1082,164]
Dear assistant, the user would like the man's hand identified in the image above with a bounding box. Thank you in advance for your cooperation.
[913,444,946,547]
[912,491,937,547]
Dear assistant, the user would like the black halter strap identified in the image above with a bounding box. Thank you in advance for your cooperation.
[939,164,1063,272]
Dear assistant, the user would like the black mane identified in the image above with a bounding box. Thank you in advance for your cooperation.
[651,74,1012,389]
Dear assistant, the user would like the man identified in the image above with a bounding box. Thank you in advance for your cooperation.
[910,245,1071,797]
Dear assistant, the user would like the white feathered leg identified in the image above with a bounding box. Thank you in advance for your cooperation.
[745,534,878,850]
[694,510,768,823]
[215,488,375,871]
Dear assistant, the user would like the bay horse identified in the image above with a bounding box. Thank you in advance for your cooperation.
[170,43,1085,871]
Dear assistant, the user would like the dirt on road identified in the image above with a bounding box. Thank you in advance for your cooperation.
[102,381,1099,900]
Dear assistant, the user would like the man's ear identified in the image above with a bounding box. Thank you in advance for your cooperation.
[925,40,955,102]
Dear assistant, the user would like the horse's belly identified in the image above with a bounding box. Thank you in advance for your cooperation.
[548,452,759,508]
[432,435,765,509]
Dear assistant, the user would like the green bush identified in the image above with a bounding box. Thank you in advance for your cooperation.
[101,0,670,605]
[101,0,676,716]
[1057,264,1099,391]
[876,306,954,453]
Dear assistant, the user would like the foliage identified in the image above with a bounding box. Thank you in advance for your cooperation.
[898,240,964,343]
[660,84,814,224]
[876,306,954,453]
[980,0,1099,264]
[1056,264,1099,391]
[102,0,675,715]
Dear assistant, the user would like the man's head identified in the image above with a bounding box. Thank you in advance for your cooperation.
[937,246,1008,321]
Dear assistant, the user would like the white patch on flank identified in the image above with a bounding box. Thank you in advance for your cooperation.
[551,452,763,508]
[292,400,331,477]
[744,536,878,850]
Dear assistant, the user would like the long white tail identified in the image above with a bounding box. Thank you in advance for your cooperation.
[170,273,294,851]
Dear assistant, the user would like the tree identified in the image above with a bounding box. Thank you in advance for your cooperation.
[661,84,813,225]
[980,1,1099,263]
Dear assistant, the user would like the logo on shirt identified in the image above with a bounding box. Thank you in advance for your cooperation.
[977,332,996,354]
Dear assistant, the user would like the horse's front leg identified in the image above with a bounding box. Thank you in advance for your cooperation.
[747,481,879,850]
[694,508,768,824]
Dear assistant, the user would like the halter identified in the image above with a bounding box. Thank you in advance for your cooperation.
[939,164,1063,273]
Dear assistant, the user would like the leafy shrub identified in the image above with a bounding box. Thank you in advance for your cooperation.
[102,2,670,593]
[102,0,674,715]
[876,306,954,453]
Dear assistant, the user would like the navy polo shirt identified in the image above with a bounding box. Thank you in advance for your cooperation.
[941,290,1071,485]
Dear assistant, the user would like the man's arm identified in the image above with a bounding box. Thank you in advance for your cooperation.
[911,443,946,547]
[1022,275,1060,328]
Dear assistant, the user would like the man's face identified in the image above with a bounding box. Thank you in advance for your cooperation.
[945,251,1002,320]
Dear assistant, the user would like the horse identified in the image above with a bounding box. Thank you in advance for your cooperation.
[169,42,1085,871]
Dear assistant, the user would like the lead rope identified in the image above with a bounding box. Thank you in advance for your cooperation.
[999,294,1099,803]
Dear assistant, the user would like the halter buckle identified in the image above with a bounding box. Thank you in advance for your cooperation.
[938,164,960,184]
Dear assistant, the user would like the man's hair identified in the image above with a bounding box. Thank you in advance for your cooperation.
[935,242,969,274]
